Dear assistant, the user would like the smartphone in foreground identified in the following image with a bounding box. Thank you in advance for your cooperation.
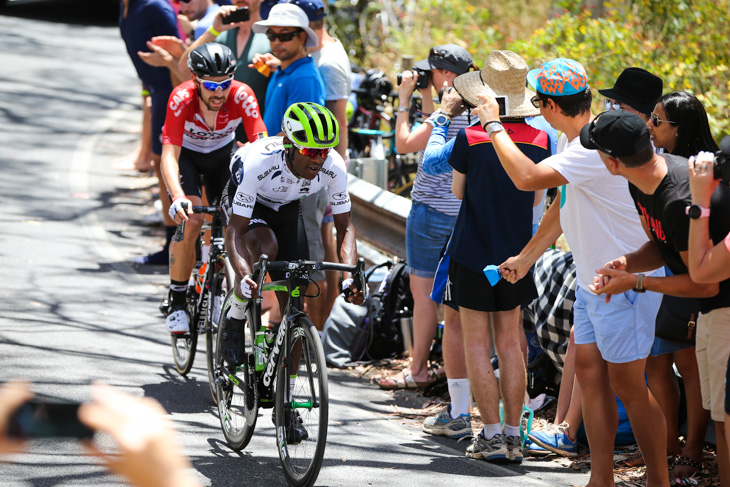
[222,7,250,24]
[7,400,94,440]
[494,95,509,117]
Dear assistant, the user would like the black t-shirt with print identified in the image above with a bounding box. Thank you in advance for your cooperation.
[629,153,730,313]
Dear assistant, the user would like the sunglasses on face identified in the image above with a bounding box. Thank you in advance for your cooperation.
[650,113,677,127]
[530,95,545,109]
[173,0,193,4]
[605,99,630,111]
[196,77,233,91]
[297,146,330,158]
[265,29,303,43]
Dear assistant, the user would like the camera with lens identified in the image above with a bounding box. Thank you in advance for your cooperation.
[396,67,429,90]
[713,135,730,186]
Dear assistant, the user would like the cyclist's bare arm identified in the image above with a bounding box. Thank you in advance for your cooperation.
[160,144,193,223]
[225,213,257,295]
[333,211,364,305]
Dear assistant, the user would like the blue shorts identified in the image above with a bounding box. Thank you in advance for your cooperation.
[650,336,694,357]
[405,201,457,278]
[573,285,662,364]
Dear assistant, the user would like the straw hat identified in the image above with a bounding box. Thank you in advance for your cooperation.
[453,50,539,118]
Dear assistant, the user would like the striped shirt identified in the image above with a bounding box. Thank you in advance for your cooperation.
[410,113,470,216]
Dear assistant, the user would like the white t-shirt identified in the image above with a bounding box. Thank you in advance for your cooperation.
[229,137,351,218]
[543,134,649,290]
[311,39,351,101]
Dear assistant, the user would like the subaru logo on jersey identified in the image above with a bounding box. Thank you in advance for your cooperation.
[231,158,244,185]
[332,191,347,200]
[234,192,254,206]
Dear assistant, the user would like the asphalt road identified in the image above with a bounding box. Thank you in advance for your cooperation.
[0,2,591,485]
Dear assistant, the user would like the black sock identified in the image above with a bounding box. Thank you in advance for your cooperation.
[170,279,188,308]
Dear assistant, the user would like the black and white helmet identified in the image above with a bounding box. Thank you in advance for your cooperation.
[187,43,236,78]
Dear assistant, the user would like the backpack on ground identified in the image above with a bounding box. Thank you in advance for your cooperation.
[350,261,413,361]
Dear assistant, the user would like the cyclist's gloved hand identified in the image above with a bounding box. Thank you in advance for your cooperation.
[241,275,256,299]
[342,278,366,305]
[168,196,192,223]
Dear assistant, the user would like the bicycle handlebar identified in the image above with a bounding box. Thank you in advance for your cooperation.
[172,204,225,242]
[251,254,367,297]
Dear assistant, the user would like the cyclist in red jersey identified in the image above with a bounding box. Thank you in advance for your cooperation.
[162,42,267,334]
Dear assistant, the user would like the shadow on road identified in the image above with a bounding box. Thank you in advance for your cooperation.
[0,0,118,26]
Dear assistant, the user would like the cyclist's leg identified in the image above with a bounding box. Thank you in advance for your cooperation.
[166,148,205,333]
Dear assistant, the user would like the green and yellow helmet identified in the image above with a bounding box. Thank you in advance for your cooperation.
[282,102,339,149]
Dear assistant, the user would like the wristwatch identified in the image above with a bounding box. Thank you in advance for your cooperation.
[430,111,452,127]
[485,121,504,138]
[633,273,646,293]
[686,204,710,219]
[397,106,409,113]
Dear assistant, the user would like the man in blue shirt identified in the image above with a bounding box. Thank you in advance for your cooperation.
[251,3,325,134]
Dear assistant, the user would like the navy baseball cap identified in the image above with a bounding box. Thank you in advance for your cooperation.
[279,0,326,21]
[580,110,652,157]
[413,44,474,75]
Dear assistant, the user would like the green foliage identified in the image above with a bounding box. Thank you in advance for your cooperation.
[328,0,729,139]
[509,0,730,138]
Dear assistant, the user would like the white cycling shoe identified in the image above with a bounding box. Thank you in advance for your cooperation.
[166,308,190,334]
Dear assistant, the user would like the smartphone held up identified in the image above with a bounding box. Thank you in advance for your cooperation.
[7,400,94,440]
[222,7,250,24]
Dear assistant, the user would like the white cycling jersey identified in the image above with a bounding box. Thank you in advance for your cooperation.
[229,137,352,219]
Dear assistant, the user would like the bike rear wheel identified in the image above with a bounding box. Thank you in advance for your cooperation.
[275,317,329,487]
[215,298,258,450]
[206,266,229,403]
[170,290,198,375]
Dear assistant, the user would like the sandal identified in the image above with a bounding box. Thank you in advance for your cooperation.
[670,456,702,477]
[622,451,645,468]
[377,370,433,390]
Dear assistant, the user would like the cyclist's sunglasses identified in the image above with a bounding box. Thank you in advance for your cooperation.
[265,29,303,43]
[297,146,330,158]
[196,77,233,91]
[173,0,193,4]
[650,113,677,127]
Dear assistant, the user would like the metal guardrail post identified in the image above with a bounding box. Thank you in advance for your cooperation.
[347,174,410,260]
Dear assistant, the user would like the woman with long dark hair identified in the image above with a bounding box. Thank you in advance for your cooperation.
[644,90,718,479]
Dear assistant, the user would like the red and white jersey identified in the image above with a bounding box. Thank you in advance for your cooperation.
[162,80,267,153]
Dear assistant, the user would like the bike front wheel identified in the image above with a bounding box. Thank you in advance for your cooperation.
[171,293,198,375]
[275,317,329,487]
[206,265,229,403]
[215,298,258,450]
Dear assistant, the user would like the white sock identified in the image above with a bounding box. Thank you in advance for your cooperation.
[503,424,520,438]
[447,378,470,418]
[227,292,247,320]
[482,423,502,439]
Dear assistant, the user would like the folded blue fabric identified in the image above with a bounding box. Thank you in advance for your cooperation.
[483,265,502,286]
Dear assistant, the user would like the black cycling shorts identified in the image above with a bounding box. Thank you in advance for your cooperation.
[447,258,537,312]
[176,141,235,205]
[222,180,309,281]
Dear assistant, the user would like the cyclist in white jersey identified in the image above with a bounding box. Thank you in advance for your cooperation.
[221,103,364,365]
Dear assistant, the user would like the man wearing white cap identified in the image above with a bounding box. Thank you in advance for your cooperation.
[251,2,325,134]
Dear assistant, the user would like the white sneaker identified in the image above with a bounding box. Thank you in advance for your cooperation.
[166,309,189,334]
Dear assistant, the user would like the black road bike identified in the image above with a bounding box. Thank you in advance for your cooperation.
[213,254,365,487]
[167,205,233,400]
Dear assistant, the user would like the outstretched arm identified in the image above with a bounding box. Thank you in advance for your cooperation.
[499,194,563,283]
[332,212,364,305]
[473,93,567,191]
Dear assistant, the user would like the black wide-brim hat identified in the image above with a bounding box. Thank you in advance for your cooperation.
[598,67,663,115]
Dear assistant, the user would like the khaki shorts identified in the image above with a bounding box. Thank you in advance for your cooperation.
[695,307,730,422]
